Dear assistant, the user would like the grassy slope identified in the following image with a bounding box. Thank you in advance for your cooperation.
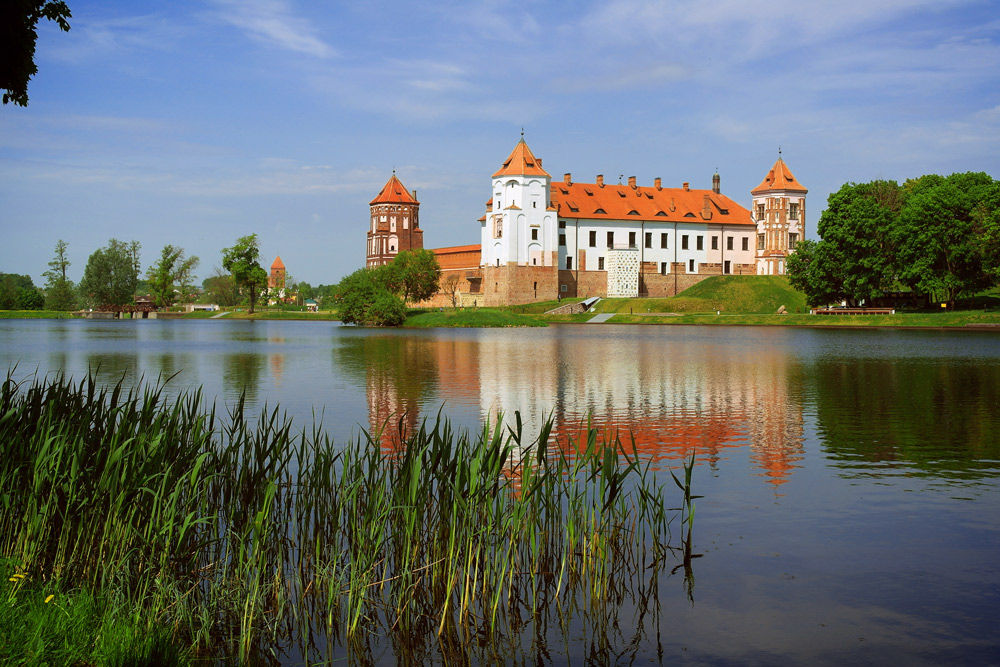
[0,310,75,319]
[592,276,807,315]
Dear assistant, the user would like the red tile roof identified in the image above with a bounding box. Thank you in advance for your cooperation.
[492,139,551,179]
[752,158,807,194]
[552,181,753,225]
[370,173,418,205]
[271,255,285,269]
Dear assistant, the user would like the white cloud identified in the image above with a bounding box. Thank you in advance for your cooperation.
[211,0,336,58]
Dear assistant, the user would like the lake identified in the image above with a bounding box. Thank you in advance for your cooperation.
[3,318,1000,664]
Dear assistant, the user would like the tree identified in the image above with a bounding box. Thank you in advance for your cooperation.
[41,239,76,310]
[147,245,199,308]
[0,273,44,310]
[441,273,461,308]
[1,1,72,106]
[816,181,901,306]
[221,234,268,314]
[334,267,406,326]
[202,270,240,307]
[78,238,141,309]
[785,240,841,308]
[896,172,996,307]
[384,249,441,303]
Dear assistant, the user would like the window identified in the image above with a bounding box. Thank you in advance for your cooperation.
[724,260,731,274]
[531,228,538,241]
[789,203,799,220]
[756,204,765,220]
[559,219,566,228]
[629,232,636,247]
[742,237,749,251]
[688,259,695,273]
[607,231,614,248]
[727,236,734,251]
[697,236,704,251]
[561,284,568,292]
[711,236,718,250]
[589,231,596,247]
[789,233,799,249]
[598,257,605,270]
[532,201,537,208]
[566,257,573,270]
[682,235,689,250]
[757,234,765,250]
[661,233,668,249]
[660,262,668,275]
[645,232,652,248]
[559,234,566,246]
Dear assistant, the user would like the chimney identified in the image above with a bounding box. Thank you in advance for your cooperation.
[412,189,417,200]
[682,182,690,191]
[537,158,542,167]
[702,194,712,220]
[597,174,604,188]
[628,176,636,189]
[712,172,721,194]
[670,197,676,212]
[564,173,572,185]
[654,177,662,190]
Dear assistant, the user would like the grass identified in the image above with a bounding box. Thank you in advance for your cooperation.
[403,308,547,327]
[0,371,689,663]
[0,310,76,319]
[590,276,808,316]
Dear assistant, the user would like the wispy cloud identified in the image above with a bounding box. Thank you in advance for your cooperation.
[210,0,336,58]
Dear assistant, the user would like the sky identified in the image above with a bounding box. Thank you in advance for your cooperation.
[2,0,999,287]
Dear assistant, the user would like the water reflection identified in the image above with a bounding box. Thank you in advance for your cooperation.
[812,357,1000,477]
[222,352,266,403]
[337,327,809,487]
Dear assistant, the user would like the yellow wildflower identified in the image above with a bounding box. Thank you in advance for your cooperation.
[45,594,54,604]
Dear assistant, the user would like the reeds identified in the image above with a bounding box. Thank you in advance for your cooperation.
[1,370,693,663]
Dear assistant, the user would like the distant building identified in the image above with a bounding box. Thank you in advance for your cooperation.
[269,256,286,290]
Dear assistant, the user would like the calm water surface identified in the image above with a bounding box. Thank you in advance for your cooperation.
[3,319,999,664]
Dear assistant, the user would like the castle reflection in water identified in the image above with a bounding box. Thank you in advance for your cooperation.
[360,329,804,490]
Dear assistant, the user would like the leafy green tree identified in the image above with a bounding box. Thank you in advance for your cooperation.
[78,238,141,309]
[221,234,268,314]
[202,270,240,307]
[41,239,76,310]
[1,1,72,106]
[147,245,199,308]
[819,181,901,306]
[972,180,1000,282]
[0,273,44,310]
[383,249,441,303]
[896,172,996,307]
[785,240,840,307]
[334,267,406,326]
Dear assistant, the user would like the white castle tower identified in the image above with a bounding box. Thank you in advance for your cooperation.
[481,136,557,268]
[752,152,807,275]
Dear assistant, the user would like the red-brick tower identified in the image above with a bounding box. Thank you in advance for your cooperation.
[269,256,286,289]
[367,172,423,267]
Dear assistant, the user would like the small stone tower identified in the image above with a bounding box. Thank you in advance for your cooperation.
[367,172,423,267]
[752,153,807,275]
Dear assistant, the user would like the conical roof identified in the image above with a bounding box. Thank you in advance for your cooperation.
[271,256,285,269]
[370,173,418,205]
[492,138,550,179]
[752,158,807,194]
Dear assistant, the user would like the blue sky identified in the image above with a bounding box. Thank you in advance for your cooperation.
[2,0,998,287]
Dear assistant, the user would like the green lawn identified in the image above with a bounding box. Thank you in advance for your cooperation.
[0,310,75,319]
[403,308,546,327]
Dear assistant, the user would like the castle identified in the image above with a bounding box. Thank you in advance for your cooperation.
[367,138,807,306]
